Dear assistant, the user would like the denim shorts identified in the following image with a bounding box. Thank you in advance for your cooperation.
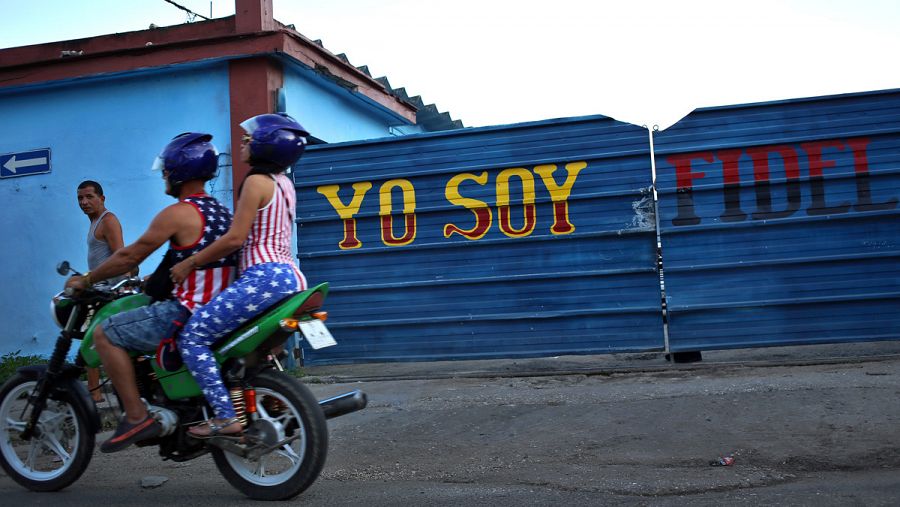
[101,299,188,353]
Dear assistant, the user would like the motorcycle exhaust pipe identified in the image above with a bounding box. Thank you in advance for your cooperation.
[318,390,367,419]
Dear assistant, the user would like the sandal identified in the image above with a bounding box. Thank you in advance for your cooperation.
[188,417,243,438]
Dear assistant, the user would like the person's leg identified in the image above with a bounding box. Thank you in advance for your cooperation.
[179,263,301,435]
[94,325,147,423]
[86,366,103,402]
[96,300,185,451]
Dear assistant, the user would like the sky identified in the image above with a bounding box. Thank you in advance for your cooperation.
[3,0,900,130]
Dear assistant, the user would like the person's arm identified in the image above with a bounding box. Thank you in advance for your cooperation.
[169,175,272,283]
[99,212,125,252]
[67,205,182,290]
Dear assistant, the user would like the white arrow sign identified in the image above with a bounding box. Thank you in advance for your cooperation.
[3,154,48,174]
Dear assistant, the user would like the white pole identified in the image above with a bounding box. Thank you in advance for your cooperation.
[646,125,670,353]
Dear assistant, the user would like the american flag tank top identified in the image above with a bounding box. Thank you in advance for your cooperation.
[170,194,239,311]
[240,173,300,277]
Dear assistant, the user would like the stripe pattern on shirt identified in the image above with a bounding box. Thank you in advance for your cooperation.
[240,173,298,274]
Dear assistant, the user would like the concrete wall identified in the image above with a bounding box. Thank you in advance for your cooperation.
[0,62,232,356]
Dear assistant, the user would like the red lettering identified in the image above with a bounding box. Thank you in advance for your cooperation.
[715,149,746,222]
[801,140,851,215]
[339,219,362,249]
[847,137,898,211]
[666,152,712,190]
[666,152,712,226]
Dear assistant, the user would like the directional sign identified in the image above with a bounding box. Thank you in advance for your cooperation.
[0,149,51,178]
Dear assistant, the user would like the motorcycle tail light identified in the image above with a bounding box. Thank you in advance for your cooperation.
[279,318,299,332]
[293,292,324,316]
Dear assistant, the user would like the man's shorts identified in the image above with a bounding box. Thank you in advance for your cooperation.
[101,299,187,352]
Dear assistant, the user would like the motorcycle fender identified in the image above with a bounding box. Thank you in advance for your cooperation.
[16,364,103,435]
[215,282,330,360]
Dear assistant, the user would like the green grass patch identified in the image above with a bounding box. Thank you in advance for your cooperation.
[0,351,47,384]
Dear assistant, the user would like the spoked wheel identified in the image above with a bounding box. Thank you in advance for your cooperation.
[0,374,95,491]
[211,369,328,500]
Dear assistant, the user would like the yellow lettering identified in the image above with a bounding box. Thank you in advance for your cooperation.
[534,162,586,235]
[379,179,417,246]
[496,168,536,238]
[317,182,373,249]
[443,172,492,240]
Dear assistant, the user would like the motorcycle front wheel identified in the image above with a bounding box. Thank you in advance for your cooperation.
[0,374,95,491]
[211,369,328,500]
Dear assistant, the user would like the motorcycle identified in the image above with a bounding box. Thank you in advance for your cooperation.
[0,261,366,500]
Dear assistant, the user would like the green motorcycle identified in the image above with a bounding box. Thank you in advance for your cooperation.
[0,261,366,500]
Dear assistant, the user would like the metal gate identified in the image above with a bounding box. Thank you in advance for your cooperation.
[296,116,664,364]
[654,90,900,351]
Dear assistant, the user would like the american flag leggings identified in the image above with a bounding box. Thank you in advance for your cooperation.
[178,262,305,419]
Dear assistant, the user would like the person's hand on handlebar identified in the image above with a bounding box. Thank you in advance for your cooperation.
[65,274,91,294]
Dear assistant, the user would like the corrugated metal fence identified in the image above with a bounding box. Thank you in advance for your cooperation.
[654,89,900,351]
[295,89,900,364]
[296,116,664,363]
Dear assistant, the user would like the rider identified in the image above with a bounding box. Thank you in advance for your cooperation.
[66,133,238,452]
[169,113,308,437]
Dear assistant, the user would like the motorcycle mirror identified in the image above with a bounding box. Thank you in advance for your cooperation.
[56,261,80,276]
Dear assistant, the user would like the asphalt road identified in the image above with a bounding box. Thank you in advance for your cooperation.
[2,347,899,506]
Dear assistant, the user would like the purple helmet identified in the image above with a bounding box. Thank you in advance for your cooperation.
[240,113,309,168]
[151,132,219,185]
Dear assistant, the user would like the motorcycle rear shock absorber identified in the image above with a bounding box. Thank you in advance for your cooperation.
[230,387,247,427]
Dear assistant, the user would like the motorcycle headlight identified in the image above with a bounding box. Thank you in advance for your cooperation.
[51,292,74,329]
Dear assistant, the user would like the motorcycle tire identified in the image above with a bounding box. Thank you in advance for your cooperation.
[0,374,95,491]
[211,369,328,500]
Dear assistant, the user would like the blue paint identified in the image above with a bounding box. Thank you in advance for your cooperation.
[0,55,445,358]
[296,115,663,364]
[655,88,900,351]
[0,149,51,178]
[281,61,422,143]
[0,62,233,356]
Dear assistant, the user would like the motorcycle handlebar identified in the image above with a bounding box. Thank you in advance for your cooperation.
[64,276,141,300]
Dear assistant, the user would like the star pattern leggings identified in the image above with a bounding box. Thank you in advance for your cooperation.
[178,262,304,419]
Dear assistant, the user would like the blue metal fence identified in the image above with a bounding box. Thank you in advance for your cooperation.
[654,89,900,351]
[296,116,664,364]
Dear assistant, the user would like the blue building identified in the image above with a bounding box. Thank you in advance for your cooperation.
[0,0,460,357]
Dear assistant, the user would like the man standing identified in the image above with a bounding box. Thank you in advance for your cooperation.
[66,133,238,452]
[78,180,126,283]
[77,180,125,403]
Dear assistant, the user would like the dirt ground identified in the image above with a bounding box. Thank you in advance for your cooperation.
[1,345,899,505]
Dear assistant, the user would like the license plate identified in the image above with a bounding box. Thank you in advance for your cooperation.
[298,319,337,350]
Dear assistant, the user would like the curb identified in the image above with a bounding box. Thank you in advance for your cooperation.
[299,352,900,384]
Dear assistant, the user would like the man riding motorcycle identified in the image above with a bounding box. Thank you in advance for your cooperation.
[65,132,239,452]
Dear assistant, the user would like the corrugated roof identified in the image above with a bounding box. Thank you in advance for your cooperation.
[310,36,464,132]
[0,15,463,132]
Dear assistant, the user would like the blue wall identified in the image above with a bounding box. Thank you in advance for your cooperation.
[281,62,422,143]
[0,55,433,359]
[296,116,664,364]
[655,89,900,351]
[0,62,233,356]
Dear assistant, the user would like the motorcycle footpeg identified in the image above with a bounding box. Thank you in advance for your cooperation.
[205,435,250,457]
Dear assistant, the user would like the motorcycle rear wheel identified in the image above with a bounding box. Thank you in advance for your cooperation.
[0,374,95,491]
[211,369,328,500]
